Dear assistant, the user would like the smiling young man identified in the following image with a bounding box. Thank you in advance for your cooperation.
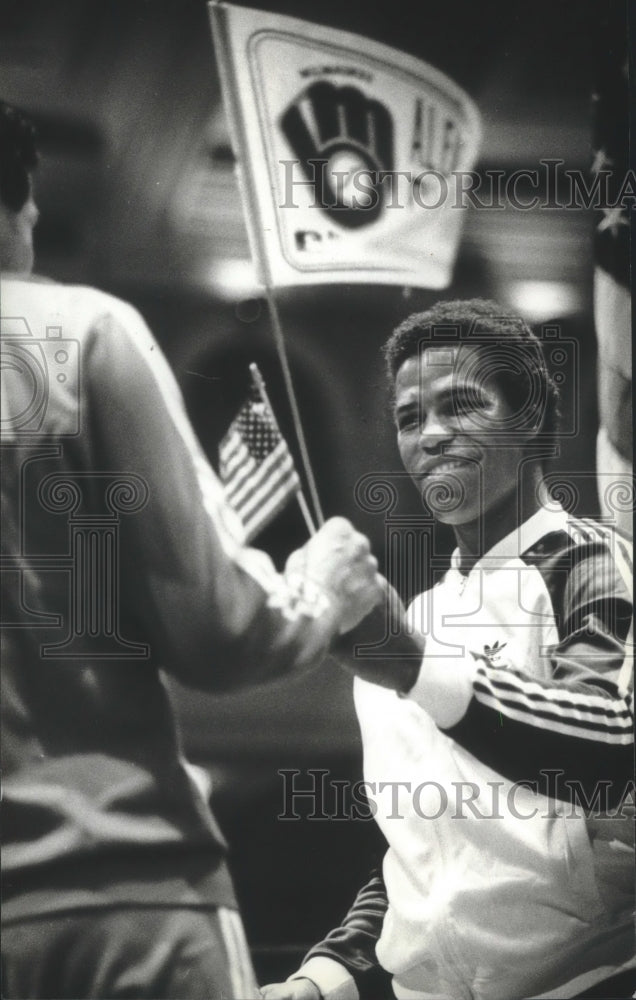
[263,300,634,1000]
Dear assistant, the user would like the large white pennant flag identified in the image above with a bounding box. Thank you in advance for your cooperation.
[209,3,481,289]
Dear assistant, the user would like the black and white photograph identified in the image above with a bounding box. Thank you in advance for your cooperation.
[1,2,634,998]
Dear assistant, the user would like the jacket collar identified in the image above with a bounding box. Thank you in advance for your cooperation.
[450,503,570,575]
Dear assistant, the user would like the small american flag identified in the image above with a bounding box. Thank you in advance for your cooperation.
[219,385,301,542]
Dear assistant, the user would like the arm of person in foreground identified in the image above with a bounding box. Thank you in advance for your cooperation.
[261,867,391,1000]
[86,298,383,690]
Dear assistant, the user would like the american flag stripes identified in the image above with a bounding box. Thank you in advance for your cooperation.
[592,8,632,537]
[219,387,301,542]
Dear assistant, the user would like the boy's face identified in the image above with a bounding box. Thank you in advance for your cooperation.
[394,344,532,527]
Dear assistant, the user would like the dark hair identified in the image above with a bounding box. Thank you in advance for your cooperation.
[383,298,560,436]
[0,101,38,212]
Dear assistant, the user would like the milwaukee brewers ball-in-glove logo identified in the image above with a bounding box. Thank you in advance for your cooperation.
[281,81,394,228]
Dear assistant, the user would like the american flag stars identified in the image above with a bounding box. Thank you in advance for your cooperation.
[219,391,301,542]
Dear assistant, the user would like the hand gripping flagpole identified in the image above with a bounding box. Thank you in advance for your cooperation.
[249,363,317,536]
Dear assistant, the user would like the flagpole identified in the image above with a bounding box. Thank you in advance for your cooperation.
[249,362,317,536]
[261,288,325,529]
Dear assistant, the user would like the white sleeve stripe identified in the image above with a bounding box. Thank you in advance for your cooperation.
[475,686,633,728]
[475,683,633,731]
[474,688,634,744]
[478,663,633,716]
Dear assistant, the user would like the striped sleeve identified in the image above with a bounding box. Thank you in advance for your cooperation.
[445,525,633,807]
[298,867,392,1000]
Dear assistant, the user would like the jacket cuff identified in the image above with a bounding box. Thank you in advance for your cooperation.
[406,651,476,729]
[289,957,359,1000]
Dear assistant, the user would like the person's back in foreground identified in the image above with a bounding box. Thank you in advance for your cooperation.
[0,100,386,1000]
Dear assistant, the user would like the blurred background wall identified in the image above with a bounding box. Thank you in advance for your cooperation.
[0,0,618,979]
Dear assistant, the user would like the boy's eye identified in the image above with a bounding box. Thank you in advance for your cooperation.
[397,413,421,432]
[452,390,488,414]
[396,391,491,431]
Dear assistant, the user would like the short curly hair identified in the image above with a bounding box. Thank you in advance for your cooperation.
[0,101,38,213]
[383,298,561,436]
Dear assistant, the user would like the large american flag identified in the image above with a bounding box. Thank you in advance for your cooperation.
[219,388,301,542]
[592,5,632,537]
